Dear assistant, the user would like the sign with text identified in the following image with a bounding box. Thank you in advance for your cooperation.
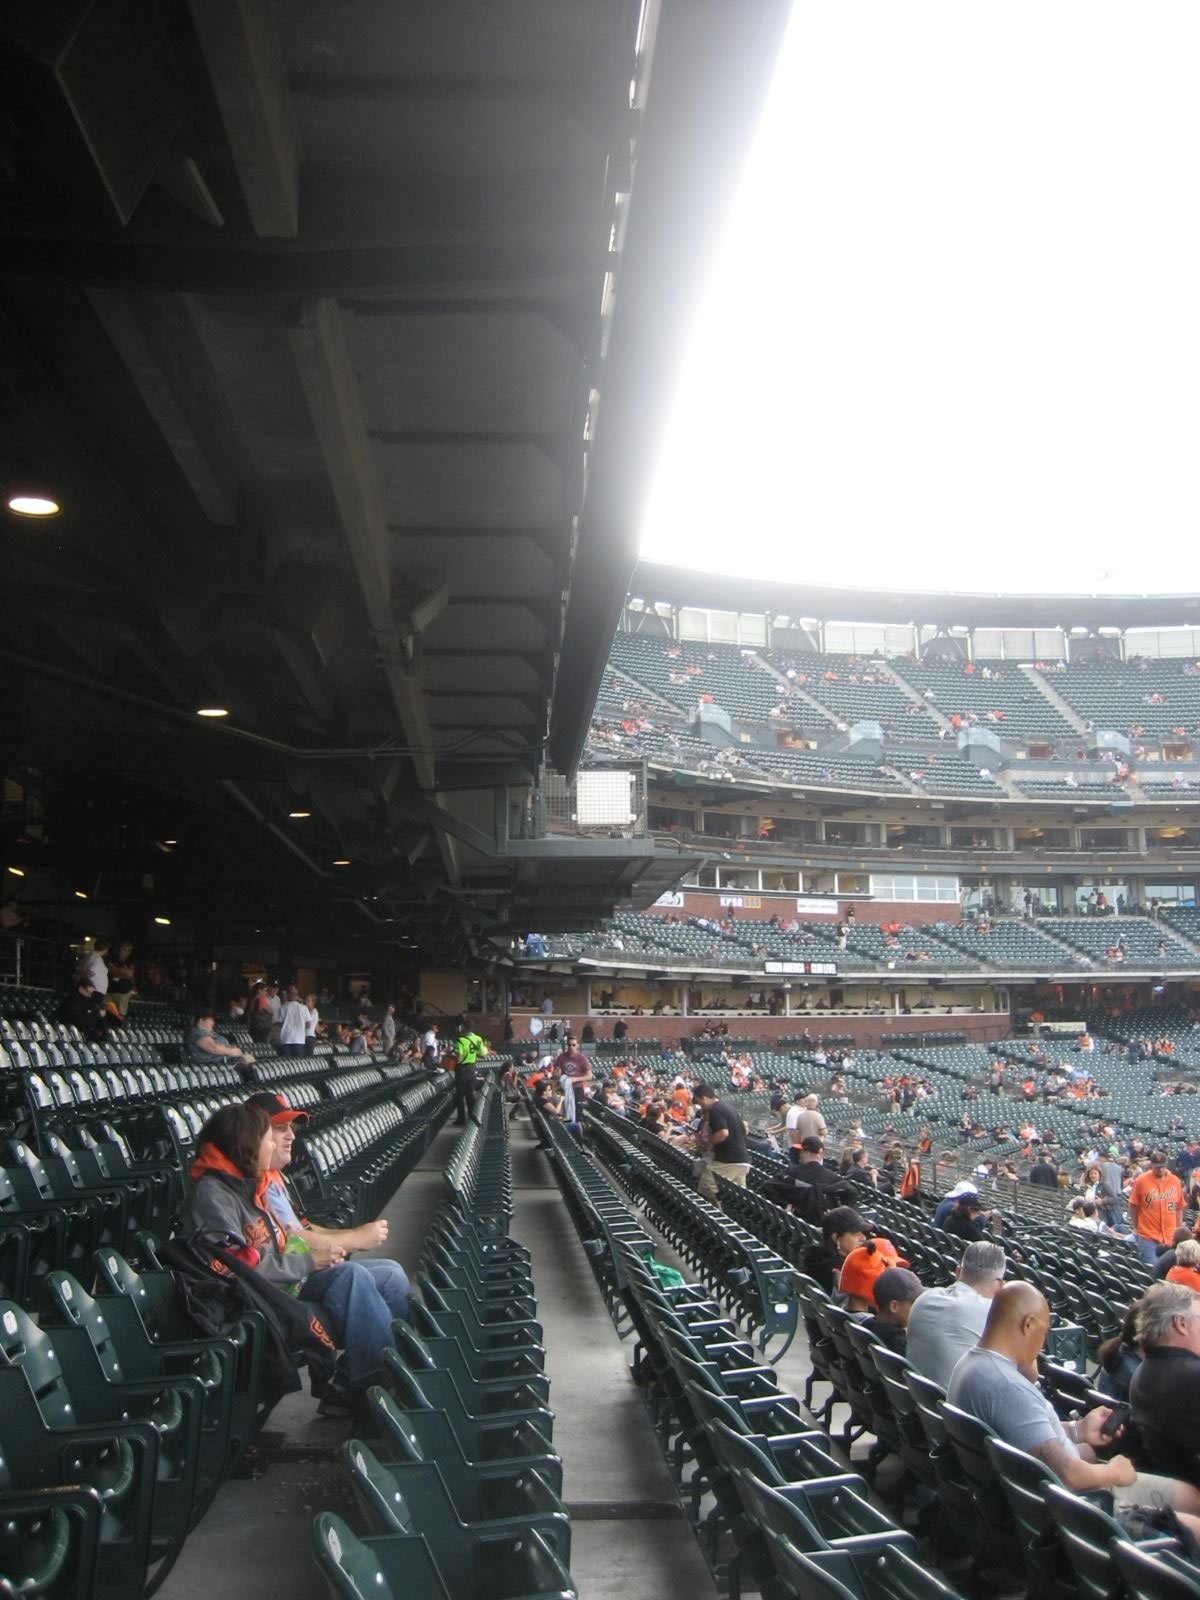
[764,960,839,976]
[796,897,839,916]
[653,891,685,908]
[720,894,762,909]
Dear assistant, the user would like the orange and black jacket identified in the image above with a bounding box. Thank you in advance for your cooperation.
[181,1144,315,1289]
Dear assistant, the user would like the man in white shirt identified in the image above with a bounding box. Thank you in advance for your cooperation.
[277,986,309,1057]
[421,1023,439,1068]
[785,1092,828,1162]
[905,1241,1006,1389]
[74,938,110,996]
[265,983,282,1022]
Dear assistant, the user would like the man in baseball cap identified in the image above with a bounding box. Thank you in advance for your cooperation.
[864,1267,925,1353]
[247,1090,309,1125]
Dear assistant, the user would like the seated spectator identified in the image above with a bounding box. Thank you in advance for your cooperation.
[862,1268,925,1353]
[1166,1239,1200,1294]
[933,1181,979,1227]
[802,1206,870,1296]
[187,1010,255,1081]
[943,1195,990,1243]
[1068,1198,1103,1232]
[1129,1282,1200,1490]
[62,976,111,1042]
[837,1237,908,1312]
[1155,1226,1194,1280]
[1096,1303,1142,1403]
[952,1283,1200,1533]
[181,1102,404,1417]
[905,1241,1006,1389]
[248,1092,412,1322]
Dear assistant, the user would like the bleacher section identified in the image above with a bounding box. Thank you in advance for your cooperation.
[772,652,939,736]
[1040,916,1196,968]
[1012,772,1126,799]
[1039,657,1200,738]
[896,657,1075,741]
[925,918,1081,969]
[745,746,907,793]
[609,633,785,723]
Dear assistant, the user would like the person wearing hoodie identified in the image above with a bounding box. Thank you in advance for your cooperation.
[181,1101,401,1414]
[247,1092,412,1323]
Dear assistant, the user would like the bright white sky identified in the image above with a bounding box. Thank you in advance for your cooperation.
[639,1,1200,596]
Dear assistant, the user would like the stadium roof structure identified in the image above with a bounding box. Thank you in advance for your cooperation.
[631,561,1200,632]
[0,1,790,962]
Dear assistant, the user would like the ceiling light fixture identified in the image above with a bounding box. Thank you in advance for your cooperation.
[288,810,311,819]
[74,889,88,899]
[332,858,351,867]
[6,469,61,517]
[154,915,172,926]
[6,866,24,877]
[196,707,228,718]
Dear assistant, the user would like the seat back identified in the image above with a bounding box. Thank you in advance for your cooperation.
[1111,1538,1200,1600]
[1042,1483,1137,1600]
[0,1300,74,1424]
[311,1513,394,1600]
[368,1387,426,1463]
[342,1440,417,1536]
[729,1466,826,1556]
[44,1271,123,1380]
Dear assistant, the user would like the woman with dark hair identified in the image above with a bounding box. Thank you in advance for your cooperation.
[181,1102,399,1414]
[1096,1302,1141,1403]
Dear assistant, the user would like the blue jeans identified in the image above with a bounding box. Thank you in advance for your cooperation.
[1134,1234,1161,1266]
[280,1041,304,1057]
[300,1262,399,1385]
[359,1258,411,1322]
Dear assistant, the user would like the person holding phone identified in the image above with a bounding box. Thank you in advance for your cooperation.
[949,1282,1200,1536]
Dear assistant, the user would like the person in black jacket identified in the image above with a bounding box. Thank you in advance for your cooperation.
[943,1195,990,1244]
[1029,1153,1059,1188]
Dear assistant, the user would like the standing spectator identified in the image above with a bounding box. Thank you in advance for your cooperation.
[277,986,309,1057]
[247,982,273,1046]
[786,1092,828,1161]
[107,941,136,1017]
[74,937,110,997]
[380,1003,396,1051]
[553,1033,592,1113]
[695,1084,751,1203]
[421,1021,439,1069]
[303,993,320,1056]
[1129,1151,1187,1267]
[1028,1152,1059,1188]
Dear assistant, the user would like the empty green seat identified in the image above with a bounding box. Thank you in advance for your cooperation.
[312,1510,576,1600]
[344,1437,570,1563]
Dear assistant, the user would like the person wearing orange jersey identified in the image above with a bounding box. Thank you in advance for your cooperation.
[1129,1151,1187,1267]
